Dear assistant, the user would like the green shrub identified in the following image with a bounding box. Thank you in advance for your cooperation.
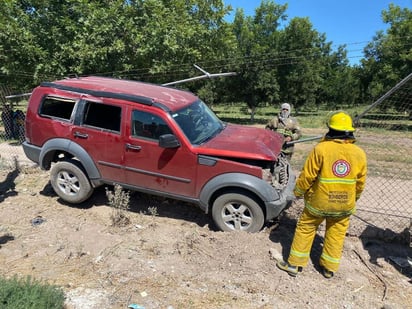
[0,275,65,309]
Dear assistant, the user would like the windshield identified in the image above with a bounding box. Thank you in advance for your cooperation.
[172,100,224,145]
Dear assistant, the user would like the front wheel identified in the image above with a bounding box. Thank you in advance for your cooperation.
[50,159,93,204]
[212,192,264,233]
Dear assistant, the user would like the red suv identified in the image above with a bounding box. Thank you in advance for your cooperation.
[23,76,295,232]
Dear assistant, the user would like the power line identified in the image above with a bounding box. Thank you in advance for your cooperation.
[1,39,410,84]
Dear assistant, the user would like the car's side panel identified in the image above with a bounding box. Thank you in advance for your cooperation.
[24,88,78,146]
[37,138,101,180]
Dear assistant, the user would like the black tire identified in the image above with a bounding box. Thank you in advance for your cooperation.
[212,192,264,233]
[50,159,93,204]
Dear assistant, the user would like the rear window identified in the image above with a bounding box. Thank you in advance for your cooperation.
[39,97,76,121]
[83,101,121,132]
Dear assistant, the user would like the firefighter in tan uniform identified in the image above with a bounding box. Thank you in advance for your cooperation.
[265,103,301,161]
[277,111,367,278]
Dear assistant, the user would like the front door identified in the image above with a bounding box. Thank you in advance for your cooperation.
[123,108,198,198]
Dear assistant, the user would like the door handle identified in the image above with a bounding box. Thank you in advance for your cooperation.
[125,143,142,151]
[73,131,88,139]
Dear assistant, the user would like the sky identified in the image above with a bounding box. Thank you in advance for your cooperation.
[224,0,412,64]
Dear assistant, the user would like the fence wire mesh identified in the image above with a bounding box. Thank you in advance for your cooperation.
[0,85,30,169]
[353,73,412,241]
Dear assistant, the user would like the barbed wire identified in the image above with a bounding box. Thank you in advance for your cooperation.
[1,41,411,88]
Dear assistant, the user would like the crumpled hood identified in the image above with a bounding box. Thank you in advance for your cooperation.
[195,123,284,161]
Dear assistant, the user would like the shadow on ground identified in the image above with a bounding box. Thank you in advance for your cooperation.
[39,182,215,230]
[0,167,19,203]
[268,213,327,275]
[360,225,412,281]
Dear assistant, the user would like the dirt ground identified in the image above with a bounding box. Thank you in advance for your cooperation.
[0,159,412,309]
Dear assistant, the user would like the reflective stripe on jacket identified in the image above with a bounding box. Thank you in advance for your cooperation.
[293,137,367,217]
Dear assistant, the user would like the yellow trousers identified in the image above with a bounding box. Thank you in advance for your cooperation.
[287,207,350,272]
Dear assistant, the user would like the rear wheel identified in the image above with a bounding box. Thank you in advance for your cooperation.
[212,192,264,233]
[50,159,93,204]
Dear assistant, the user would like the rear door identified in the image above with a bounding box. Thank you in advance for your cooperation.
[71,99,126,183]
[123,107,198,198]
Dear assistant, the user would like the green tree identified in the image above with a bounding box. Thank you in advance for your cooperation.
[277,17,324,110]
[318,45,359,109]
[0,0,235,89]
[0,1,47,89]
[360,4,412,106]
[229,0,287,122]
[0,0,133,88]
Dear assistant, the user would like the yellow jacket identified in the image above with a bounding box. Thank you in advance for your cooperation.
[294,137,367,217]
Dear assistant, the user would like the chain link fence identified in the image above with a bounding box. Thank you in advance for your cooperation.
[0,85,30,169]
[1,75,412,243]
[353,73,412,243]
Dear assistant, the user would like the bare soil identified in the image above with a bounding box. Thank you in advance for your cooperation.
[1,163,412,309]
[1,127,412,308]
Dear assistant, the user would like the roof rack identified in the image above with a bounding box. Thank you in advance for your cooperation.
[40,82,154,106]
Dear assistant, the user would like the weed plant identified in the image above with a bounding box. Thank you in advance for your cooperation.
[0,275,65,309]
[106,184,131,227]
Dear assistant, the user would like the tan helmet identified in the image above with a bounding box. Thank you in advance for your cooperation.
[328,111,355,132]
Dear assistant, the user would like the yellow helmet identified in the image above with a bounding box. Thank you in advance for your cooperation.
[328,111,355,132]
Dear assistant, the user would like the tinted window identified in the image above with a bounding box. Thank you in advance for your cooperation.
[131,110,172,140]
[83,101,121,132]
[39,97,75,121]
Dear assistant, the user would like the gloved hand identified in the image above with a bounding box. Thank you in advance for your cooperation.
[284,136,292,142]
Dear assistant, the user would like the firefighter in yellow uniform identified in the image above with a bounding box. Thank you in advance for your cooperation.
[265,103,301,161]
[277,111,367,278]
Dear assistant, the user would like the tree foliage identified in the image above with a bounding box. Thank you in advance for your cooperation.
[0,0,235,88]
[0,0,410,114]
[360,4,412,106]
[228,1,287,120]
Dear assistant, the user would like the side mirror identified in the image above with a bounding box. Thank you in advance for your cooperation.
[159,134,180,148]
